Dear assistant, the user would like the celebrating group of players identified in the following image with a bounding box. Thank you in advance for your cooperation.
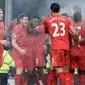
[45,3,85,85]
[0,2,85,85]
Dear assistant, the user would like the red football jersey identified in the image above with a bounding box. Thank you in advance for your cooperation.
[0,22,4,40]
[12,24,28,49]
[34,25,46,52]
[72,19,85,46]
[0,22,4,67]
[44,14,72,50]
[80,21,85,46]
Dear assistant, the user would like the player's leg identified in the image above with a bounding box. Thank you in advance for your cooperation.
[12,52,24,85]
[34,51,48,85]
[24,53,35,85]
[78,46,85,85]
[50,49,63,85]
[51,49,74,85]
[48,67,58,85]
[78,73,85,85]
[63,50,74,85]
[70,46,80,85]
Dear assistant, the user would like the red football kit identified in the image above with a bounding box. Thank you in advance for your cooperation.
[12,24,29,69]
[0,22,4,67]
[44,14,73,67]
[70,20,85,70]
[26,25,46,70]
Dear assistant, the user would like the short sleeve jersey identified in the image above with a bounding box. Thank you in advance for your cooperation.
[0,22,4,53]
[12,24,28,49]
[44,14,72,50]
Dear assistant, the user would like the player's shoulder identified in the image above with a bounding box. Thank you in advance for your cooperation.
[13,24,22,33]
[44,16,53,22]
[0,22,4,28]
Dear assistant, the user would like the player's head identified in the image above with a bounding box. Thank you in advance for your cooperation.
[31,15,40,28]
[73,11,82,23]
[17,13,28,27]
[61,13,68,17]
[73,5,82,13]
[0,8,3,21]
[50,3,60,14]
[69,5,82,17]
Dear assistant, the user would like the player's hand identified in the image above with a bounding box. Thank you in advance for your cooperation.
[0,40,10,46]
[79,38,85,43]
[19,49,27,55]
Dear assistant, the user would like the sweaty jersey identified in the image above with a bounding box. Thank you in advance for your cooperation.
[44,14,72,50]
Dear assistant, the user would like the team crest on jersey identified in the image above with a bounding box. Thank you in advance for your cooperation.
[12,34,16,38]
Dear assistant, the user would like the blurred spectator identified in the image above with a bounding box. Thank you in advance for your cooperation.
[0,47,15,85]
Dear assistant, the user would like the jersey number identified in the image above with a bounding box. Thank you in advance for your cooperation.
[51,23,65,37]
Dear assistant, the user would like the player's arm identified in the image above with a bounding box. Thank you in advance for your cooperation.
[68,18,78,36]
[79,38,85,42]
[0,40,9,45]
[79,37,85,43]
[44,19,49,33]
[12,38,27,55]
[12,38,21,52]
[12,28,27,55]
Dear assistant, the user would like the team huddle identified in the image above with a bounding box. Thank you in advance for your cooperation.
[0,2,85,85]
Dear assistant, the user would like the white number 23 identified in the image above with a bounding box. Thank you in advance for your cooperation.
[52,23,65,37]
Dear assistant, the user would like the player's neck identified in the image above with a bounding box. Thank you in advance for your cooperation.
[52,13,59,16]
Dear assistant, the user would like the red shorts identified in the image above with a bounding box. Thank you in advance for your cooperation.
[12,49,35,71]
[70,46,85,70]
[25,52,35,71]
[34,50,45,67]
[50,49,70,67]
[12,49,24,69]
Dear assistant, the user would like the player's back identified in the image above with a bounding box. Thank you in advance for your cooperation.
[45,14,70,50]
[80,20,85,46]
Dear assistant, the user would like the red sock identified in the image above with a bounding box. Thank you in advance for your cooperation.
[40,74,47,85]
[79,75,85,85]
[64,72,74,85]
[15,74,22,85]
[59,72,65,85]
[59,72,74,85]
[48,69,58,85]
[21,77,25,85]
[24,77,30,85]
[33,74,40,85]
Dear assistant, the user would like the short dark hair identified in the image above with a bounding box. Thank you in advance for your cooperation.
[73,11,82,23]
[61,13,68,17]
[31,15,40,19]
[0,8,3,11]
[50,3,60,13]
[73,5,82,13]
[17,13,28,23]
